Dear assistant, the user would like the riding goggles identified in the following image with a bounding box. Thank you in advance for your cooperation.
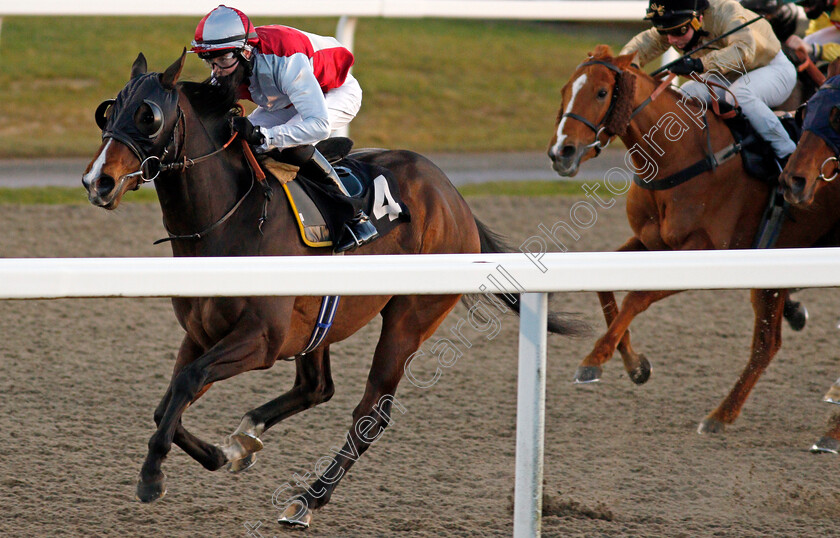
[656,22,693,36]
[199,51,240,70]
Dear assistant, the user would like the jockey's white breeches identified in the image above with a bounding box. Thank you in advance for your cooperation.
[680,50,797,158]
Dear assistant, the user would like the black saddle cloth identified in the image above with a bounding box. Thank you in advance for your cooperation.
[293,153,411,243]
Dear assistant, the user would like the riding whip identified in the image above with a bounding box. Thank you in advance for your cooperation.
[651,14,765,75]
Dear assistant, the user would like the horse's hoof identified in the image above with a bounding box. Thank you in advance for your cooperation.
[218,432,264,464]
[697,417,726,434]
[823,383,840,405]
[573,366,602,384]
[135,473,167,503]
[278,501,312,528]
[783,300,808,332]
[231,432,264,454]
[228,452,257,473]
[627,354,652,385]
[810,436,840,454]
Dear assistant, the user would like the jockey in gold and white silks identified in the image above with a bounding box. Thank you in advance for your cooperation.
[621,0,797,163]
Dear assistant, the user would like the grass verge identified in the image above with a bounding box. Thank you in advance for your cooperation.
[0,16,643,157]
[0,180,589,204]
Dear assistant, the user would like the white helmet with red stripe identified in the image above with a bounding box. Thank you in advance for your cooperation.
[191,5,258,54]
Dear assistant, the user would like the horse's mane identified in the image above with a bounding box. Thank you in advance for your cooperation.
[584,45,639,137]
[177,80,239,124]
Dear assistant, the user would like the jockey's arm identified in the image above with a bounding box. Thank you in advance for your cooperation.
[620,28,671,67]
[253,53,331,152]
[701,0,772,75]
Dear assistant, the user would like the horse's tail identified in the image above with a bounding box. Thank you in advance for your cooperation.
[469,217,590,337]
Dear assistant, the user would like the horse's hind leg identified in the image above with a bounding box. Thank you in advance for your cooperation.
[224,347,335,472]
[698,288,785,434]
[277,294,461,528]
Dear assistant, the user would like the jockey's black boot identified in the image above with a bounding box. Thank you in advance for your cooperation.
[302,148,379,252]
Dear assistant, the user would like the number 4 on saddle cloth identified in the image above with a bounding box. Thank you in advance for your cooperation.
[260,138,411,250]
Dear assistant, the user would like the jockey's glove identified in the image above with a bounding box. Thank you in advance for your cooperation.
[668,57,704,76]
[231,116,266,146]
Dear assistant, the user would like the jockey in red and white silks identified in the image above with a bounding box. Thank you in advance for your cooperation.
[192,4,376,252]
[239,25,363,153]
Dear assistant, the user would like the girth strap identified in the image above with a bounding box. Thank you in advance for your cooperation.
[298,295,341,355]
[634,114,750,191]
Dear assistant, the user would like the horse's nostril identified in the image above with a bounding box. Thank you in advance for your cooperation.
[95,174,116,197]
[790,176,806,195]
[561,145,576,159]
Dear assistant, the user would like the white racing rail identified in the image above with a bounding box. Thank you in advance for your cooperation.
[1,248,840,536]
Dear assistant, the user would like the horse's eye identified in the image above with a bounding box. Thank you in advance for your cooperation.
[830,105,840,134]
[134,100,164,138]
[597,89,608,99]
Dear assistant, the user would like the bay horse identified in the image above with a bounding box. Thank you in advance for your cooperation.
[547,45,838,437]
[81,51,582,527]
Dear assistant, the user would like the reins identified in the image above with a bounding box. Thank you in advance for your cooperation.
[137,104,272,244]
[569,58,749,191]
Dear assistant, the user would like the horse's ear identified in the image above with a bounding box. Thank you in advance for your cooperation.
[131,53,148,78]
[161,48,187,89]
[614,53,637,71]
[587,44,614,61]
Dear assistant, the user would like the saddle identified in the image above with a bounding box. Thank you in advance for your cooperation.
[719,102,801,185]
[716,104,799,249]
[260,138,410,249]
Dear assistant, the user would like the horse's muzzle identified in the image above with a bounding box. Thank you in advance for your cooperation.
[548,144,582,177]
[781,173,813,206]
[82,173,122,209]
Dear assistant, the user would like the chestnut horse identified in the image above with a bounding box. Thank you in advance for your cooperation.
[81,52,582,527]
[780,71,840,453]
[547,45,836,437]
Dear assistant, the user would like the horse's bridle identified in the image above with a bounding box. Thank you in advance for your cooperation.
[101,97,267,244]
[117,107,240,185]
[560,60,624,156]
[561,59,675,155]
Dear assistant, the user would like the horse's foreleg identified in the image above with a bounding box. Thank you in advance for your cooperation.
[698,288,785,434]
[149,336,228,472]
[277,294,460,528]
[576,289,683,384]
[225,347,335,472]
[136,319,271,503]
[597,236,652,383]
